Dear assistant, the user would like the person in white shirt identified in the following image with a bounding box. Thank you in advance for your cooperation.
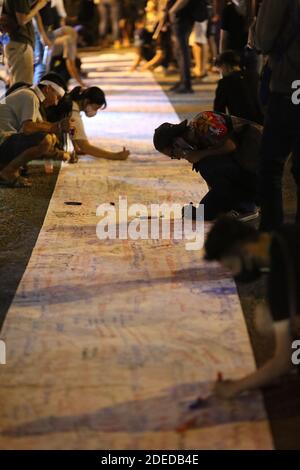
[68,86,130,161]
[0,73,74,187]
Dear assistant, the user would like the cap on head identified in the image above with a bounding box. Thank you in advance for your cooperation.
[153,120,188,153]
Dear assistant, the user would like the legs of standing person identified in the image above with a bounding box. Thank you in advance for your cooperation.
[172,18,194,91]
[259,93,300,231]
[191,42,208,78]
[33,22,46,85]
[98,2,109,40]
[4,41,34,86]
[190,21,208,78]
[110,0,121,47]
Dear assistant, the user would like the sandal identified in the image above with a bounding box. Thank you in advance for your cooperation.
[0,176,32,188]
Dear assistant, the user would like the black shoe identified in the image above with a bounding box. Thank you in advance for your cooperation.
[173,85,194,94]
[168,82,181,91]
[20,166,29,178]
[226,208,260,222]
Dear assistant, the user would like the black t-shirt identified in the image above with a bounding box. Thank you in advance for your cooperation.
[40,5,61,31]
[221,3,248,52]
[214,71,264,125]
[78,0,96,23]
[4,0,35,48]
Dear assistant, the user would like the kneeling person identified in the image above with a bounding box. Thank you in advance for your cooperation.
[205,217,300,398]
[153,111,262,221]
[0,73,74,187]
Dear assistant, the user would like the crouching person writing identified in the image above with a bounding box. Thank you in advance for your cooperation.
[0,73,74,187]
[205,217,300,398]
[47,86,130,161]
[153,111,262,222]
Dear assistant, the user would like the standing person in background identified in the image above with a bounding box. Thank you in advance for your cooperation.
[256,0,300,231]
[119,0,139,47]
[34,9,85,87]
[167,0,195,94]
[207,0,222,71]
[220,1,248,56]
[189,6,209,80]
[33,0,68,83]
[96,0,121,49]
[3,0,49,85]
[220,0,259,77]
[68,86,130,161]
[214,50,263,124]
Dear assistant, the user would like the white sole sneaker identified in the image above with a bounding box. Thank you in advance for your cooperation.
[229,209,260,222]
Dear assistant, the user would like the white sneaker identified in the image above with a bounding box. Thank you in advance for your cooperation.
[227,208,260,222]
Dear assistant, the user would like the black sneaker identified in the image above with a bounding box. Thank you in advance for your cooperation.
[227,208,260,222]
[20,166,29,178]
[173,85,194,94]
[169,82,181,92]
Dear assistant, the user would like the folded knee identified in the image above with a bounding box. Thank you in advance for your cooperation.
[38,134,56,154]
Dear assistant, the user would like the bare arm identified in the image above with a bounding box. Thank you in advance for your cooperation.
[215,320,293,399]
[15,0,49,26]
[233,320,292,391]
[141,49,164,70]
[21,120,59,135]
[130,52,143,72]
[75,139,130,161]
[65,59,85,87]
[54,0,67,20]
[21,117,74,135]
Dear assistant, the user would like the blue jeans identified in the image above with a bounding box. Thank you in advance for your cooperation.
[33,22,46,84]
[259,93,300,231]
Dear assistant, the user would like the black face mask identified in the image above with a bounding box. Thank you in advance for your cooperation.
[234,257,263,283]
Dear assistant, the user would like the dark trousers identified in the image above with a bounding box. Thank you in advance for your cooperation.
[0,133,47,171]
[171,17,194,89]
[197,154,257,221]
[259,93,300,231]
